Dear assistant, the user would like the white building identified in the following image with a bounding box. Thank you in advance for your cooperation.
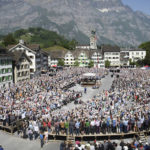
[64,51,75,66]
[91,51,105,68]
[8,40,42,76]
[0,47,13,88]
[129,48,146,62]
[102,45,120,67]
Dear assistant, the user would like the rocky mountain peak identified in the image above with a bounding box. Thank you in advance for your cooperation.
[0,0,150,45]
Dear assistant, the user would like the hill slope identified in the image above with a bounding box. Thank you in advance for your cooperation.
[2,27,77,49]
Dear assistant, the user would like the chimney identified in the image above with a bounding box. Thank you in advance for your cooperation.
[19,39,24,45]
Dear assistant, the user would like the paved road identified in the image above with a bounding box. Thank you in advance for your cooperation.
[61,72,114,111]
[0,131,61,150]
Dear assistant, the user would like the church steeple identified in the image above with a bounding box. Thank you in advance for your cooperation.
[90,30,97,50]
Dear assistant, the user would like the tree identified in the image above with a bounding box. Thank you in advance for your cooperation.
[2,34,17,46]
[105,60,111,68]
[57,59,64,66]
[74,60,79,67]
[129,59,136,66]
[139,41,150,65]
[136,59,144,67]
[88,60,94,68]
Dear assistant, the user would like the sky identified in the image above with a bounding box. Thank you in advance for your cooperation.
[122,0,150,15]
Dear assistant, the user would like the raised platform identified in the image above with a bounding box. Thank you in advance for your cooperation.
[1,123,150,141]
[48,131,150,141]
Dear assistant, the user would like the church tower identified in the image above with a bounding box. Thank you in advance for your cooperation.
[90,30,97,50]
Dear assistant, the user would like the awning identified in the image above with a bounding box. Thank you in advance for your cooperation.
[83,73,96,77]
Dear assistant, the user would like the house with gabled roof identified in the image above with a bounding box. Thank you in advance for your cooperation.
[11,51,31,84]
[7,40,43,77]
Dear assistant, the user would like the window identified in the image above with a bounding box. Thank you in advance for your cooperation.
[5,68,8,73]
[30,56,33,59]
[2,69,5,74]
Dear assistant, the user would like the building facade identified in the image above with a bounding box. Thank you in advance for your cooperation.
[12,51,31,84]
[102,45,121,67]
[91,51,105,68]
[0,47,13,88]
[8,40,50,76]
[64,51,75,66]
[129,48,146,62]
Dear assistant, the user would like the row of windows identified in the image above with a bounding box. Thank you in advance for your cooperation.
[65,62,74,65]
[17,71,30,77]
[0,68,12,74]
[65,59,74,61]
[65,54,73,57]
[0,75,12,83]
[105,57,119,59]
[18,64,29,70]
[92,58,102,60]
[0,59,12,66]
[105,52,119,55]
[131,52,144,55]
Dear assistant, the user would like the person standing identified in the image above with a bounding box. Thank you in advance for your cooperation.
[0,145,4,150]
[84,87,87,94]
[40,132,44,149]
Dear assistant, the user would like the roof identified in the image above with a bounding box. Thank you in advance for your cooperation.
[26,44,40,51]
[72,49,102,59]
[102,45,120,53]
[48,49,68,59]
[129,48,145,52]
[0,46,13,57]
[41,50,50,56]
[7,43,40,53]
[7,44,16,50]
[10,51,31,64]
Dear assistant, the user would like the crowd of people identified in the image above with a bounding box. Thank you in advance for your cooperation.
[0,67,150,149]
[72,139,150,150]
[49,69,150,137]
[0,67,105,137]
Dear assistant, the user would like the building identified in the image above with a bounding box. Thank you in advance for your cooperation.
[64,51,75,66]
[102,45,120,67]
[90,30,97,50]
[91,50,105,68]
[8,40,44,77]
[0,47,13,88]
[73,49,90,67]
[11,51,31,84]
[120,51,130,66]
[75,30,97,50]
[48,49,67,67]
[41,51,50,69]
[128,48,146,62]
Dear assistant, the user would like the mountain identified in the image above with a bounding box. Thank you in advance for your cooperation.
[0,0,150,46]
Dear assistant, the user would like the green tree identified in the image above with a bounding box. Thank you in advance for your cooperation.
[74,60,79,67]
[68,39,78,50]
[129,59,136,66]
[57,59,64,66]
[139,41,150,65]
[2,34,17,46]
[88,60,94,68]
[105,60,111,68]
[136,59,144,67]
